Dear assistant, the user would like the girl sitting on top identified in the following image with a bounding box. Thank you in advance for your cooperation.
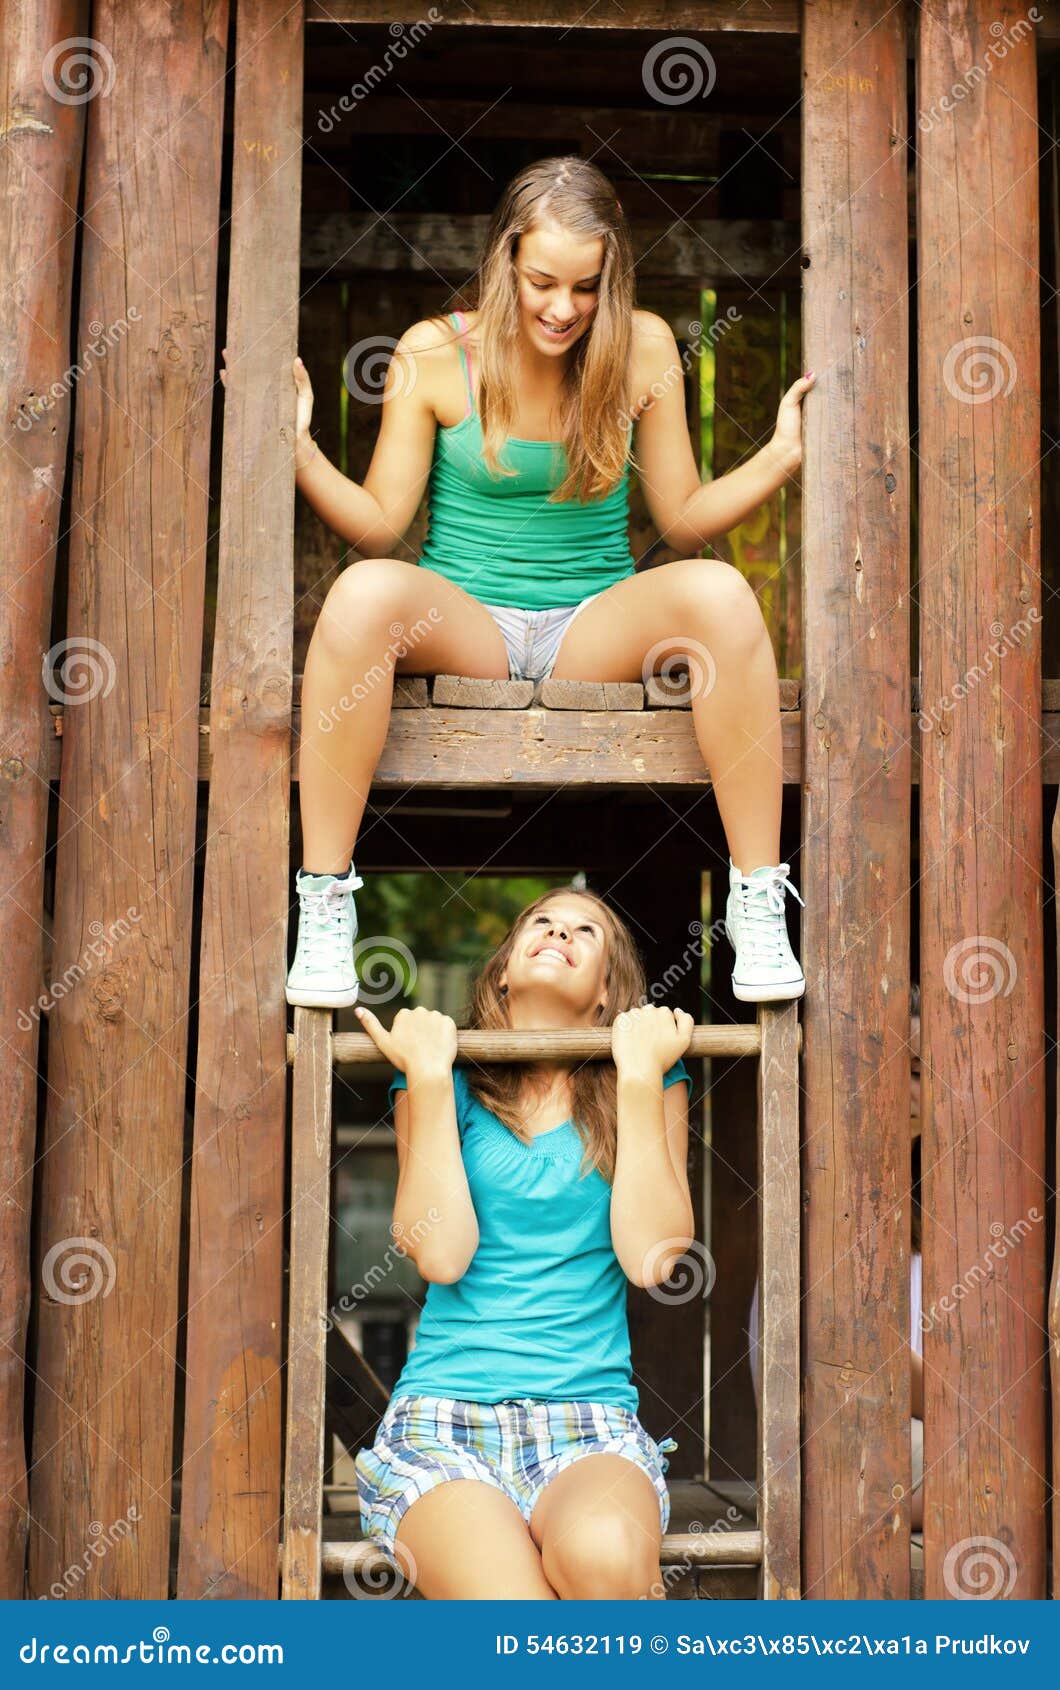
[236,154,813,1007]
[352,885,694,1600]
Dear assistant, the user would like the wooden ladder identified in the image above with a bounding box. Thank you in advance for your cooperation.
[279,1008,801,1599]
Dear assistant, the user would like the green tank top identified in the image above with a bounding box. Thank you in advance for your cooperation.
[417,309,636,610]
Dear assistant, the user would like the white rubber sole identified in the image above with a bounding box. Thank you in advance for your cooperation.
[731,975,806,1003]
[285,981,359,1009]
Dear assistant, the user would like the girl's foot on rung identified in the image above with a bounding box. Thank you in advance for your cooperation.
[285,861,364,1008]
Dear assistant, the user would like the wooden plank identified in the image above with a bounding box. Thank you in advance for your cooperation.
[646,675,801,709]
[176,0,303,1599]
[302,213,801,283]
[0,0,90,1599]
[27,0,229,1601]
[916,0,1046,1600]
[801,0,912,1599]
[46,700,1060,785]
[533,679,644,710]
[281,1009,333,1601]
[432,675,535,708]
[1052,795,1060,1601]
[308,0,798,29]
[757,1002,800,1601]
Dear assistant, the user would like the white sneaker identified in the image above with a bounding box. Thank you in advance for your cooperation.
[724,858,806,1003]
[285,863,365,1009]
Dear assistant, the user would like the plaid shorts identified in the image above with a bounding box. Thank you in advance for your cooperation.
[355,1394,678,1558]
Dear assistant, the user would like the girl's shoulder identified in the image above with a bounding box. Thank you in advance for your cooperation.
[629,308,681,424]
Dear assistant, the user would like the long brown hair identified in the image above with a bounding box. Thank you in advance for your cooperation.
[464,887,647,1184]
[432,155,637,503]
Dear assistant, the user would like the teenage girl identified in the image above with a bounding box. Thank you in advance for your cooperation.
[352,885,695,1599]
[218,154,815,1005]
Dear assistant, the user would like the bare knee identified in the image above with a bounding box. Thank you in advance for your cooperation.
[666,557,768,660]
[315,558,415,653]
[542,1510,658,1599]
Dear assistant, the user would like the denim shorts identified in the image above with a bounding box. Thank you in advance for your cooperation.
[355,1394,678,1558]
[481,592,603,682]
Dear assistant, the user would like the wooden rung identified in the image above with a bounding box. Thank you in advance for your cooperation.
[432,675,535,708]
[286,1021,804,1067]
[301,1529,763,1581]
[532,678,645,710]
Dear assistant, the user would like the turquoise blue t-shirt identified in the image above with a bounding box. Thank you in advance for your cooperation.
[385,1058,692,1411]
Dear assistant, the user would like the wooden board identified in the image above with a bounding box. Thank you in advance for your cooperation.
[757,1002,800,1600]
[309,0,798,29]
[27,0,229,1600]
[281,1009,333,1601]
[800,0,913,1599]
[0,0,90,1599]
[176,0,302,1600]
[916,0,1047,1600]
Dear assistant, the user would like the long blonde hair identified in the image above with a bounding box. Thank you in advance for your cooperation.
[463,887,648,1184]
[433,155,637,503]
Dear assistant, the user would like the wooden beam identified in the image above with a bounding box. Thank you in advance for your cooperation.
[307,0,798,30]
[176,0,303,1600]
[302,212,801,282]
[0,0,90,1599]
[917,0,1046,1601]
[27,0,229,1600]
[801,0,912,1599]
[42,699,1060,786]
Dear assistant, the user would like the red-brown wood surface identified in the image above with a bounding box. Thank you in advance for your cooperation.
[176,0,303,1598]
[0,0,89,1598]
[916,1,1046,1599]
[27,1,229,1598]
[800,0,912,1597]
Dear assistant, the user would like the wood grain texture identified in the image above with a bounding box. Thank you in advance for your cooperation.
[308,0,797,30]
[800,0,913,1598]
[27,0,229,1599]
[176,0,302,1599]
[757,1002,800,1600]
[281,1009,333,1600]
[0,0,89,1598]
[916,0,1047,1601]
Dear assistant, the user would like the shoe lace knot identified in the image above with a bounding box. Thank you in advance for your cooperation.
[298,877,362,972]
[735,863,804,961]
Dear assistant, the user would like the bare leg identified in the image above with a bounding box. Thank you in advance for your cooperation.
[549,557,784,872]
[298,559,510,872]
[529,1454,665,1599]
[392,1479,559,1599]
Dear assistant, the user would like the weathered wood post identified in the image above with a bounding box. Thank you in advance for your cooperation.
[801,0,913,1597]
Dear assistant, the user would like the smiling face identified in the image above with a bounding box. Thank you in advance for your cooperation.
[499,893,610,1027]
[513,222,604,358]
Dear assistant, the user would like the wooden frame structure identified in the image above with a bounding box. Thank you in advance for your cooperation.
[2,0,1056,1602]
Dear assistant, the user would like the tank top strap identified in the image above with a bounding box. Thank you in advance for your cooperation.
[449,309,475,419]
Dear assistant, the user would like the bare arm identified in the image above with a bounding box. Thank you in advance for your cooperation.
[630,311,813,554]
[225,320,447,555]
[391,1077,479,1283]
[608,1006,695,1287]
